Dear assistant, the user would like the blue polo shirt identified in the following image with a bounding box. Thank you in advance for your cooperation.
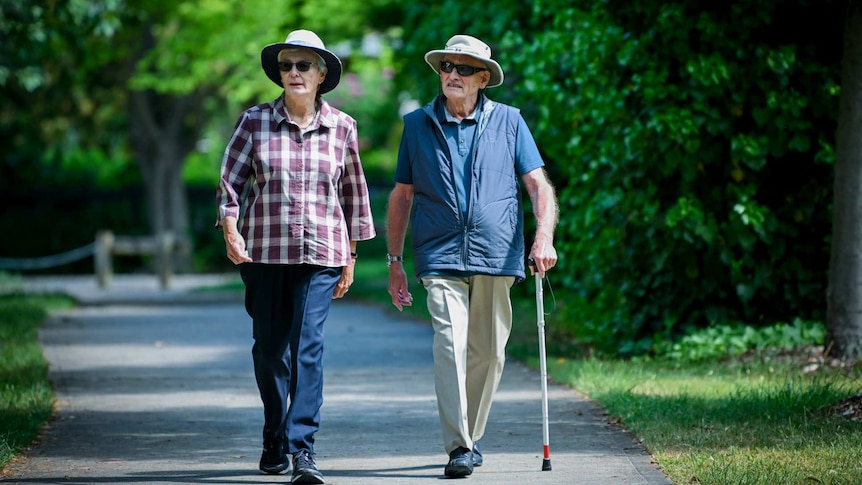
[437,97,480,219]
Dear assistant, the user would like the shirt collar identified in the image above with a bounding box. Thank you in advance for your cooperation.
[273,96,337,130]
[436,94,483,124]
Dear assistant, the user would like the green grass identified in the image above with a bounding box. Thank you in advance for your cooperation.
[501,275,862,483]
[528,356,862,484]
[0,293,73,471]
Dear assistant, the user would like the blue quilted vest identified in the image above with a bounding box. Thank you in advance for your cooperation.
[402,95,526,282]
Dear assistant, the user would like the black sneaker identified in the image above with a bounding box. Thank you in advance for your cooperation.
[444,446,474,478]
[472,442,482,467]
[258,441,289,475]
[292,449,325,484]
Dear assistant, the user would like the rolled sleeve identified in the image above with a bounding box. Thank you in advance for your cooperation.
[339,118,376,242]
[216,113,255,227]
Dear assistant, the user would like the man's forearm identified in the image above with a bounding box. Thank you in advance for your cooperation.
[387,188,412,255]
[532,177,559,242]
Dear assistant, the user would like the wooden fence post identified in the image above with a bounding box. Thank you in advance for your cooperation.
[94,230,114,288]
[157,232,174,289]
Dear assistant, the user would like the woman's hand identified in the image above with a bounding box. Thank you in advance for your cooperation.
[221,216,253,265]
[333,259,355,299]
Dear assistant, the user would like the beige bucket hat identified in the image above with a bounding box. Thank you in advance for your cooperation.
[424,34,504,88]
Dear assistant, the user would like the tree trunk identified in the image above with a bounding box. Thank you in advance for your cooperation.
[128,88,201,272]
[827,1,862,359]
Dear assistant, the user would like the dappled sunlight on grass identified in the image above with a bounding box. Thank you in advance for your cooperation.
[659,446,862,485]
[544,356,862,484]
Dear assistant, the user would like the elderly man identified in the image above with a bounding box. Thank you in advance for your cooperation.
[386,34,559,478]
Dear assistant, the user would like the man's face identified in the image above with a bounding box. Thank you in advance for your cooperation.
[439,54,490,103]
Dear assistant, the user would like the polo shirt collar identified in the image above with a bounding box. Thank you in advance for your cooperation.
[436,94,484,124]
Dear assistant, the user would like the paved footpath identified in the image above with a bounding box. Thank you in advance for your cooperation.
[2,275,673,485]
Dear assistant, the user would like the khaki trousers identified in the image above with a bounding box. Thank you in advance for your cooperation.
[421,274,515,454]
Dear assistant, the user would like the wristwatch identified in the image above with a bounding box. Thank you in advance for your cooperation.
[386,253,404,267]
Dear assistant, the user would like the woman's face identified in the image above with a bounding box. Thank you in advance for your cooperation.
[278,49,326,99]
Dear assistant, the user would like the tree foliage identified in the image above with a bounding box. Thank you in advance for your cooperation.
[130,0,404,105]
[395,0,841,354]
[0,0,134,188]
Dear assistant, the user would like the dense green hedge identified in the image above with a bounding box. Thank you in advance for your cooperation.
[397,0,842,354]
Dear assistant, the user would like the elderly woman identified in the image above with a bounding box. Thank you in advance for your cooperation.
[216,30,375,484]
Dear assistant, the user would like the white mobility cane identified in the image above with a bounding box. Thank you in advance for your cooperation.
[531,260,552,471]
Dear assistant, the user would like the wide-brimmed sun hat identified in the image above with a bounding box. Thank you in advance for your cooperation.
[261,29,342,94]
[424,34,504,88]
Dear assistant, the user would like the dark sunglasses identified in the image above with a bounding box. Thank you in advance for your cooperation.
[440,61,487,76]
[278,61,315,72]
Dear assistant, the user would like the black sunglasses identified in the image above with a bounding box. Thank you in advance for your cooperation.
[440,61,487,76]
[278,61,315,72]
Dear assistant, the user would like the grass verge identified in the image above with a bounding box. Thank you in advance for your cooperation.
[513,350,862,484]
[0,293,73,472]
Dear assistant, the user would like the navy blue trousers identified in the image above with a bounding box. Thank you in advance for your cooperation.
[240,263,341,454]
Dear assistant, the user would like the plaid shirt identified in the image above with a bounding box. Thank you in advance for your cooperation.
[216,97,376,267]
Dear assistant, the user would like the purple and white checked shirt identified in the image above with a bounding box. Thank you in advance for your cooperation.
[216,97,376,267]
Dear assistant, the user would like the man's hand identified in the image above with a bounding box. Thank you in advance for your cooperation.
[388,264,413,311]
[386,183,415,311]
[528,235,557,278]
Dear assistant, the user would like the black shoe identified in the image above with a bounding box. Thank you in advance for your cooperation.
[472,442,482,467]
[259,441,289,475]
[292,449,325,484]
[444,447,474,478]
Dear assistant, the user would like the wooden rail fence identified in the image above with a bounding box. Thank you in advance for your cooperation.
[94,231,185,289]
